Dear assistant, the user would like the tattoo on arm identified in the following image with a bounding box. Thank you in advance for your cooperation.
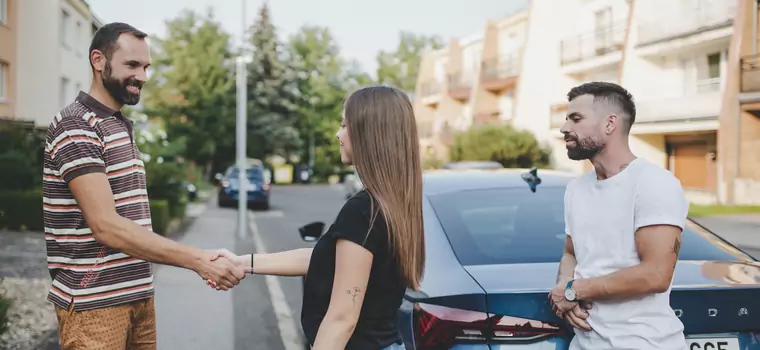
[671,238,681,256]
[346,287,361,305]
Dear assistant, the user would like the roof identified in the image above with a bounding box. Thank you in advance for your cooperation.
[422,168,576,195]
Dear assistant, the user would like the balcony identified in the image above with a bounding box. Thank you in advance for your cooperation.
[560,20,627,66]
[637,1,735,48]
[741,54,760,93]
[480,54,520,93]
[634,79,722,132]
[419,80,442,106]
[447,72,473,101]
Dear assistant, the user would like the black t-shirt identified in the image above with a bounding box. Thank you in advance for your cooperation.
[301,190,406,349]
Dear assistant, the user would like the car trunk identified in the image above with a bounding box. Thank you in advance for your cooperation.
[463,260,760,335]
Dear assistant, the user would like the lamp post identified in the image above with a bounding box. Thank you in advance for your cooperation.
[236,0,249,238]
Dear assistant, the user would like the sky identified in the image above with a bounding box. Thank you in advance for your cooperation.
[88,0,528,77]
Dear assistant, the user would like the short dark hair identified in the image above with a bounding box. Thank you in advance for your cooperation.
[567,81,636,132]
[89,22,148,70]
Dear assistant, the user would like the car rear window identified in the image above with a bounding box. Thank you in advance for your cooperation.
[427,187,746,266]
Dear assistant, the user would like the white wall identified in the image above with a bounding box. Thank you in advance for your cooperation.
[16,0,96,127]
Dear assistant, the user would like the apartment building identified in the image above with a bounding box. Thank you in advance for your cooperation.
[15,0,102,128]
[413,9,529,160]
[724,0,760,205]
[414,0,757,204]
[0,0,17,120]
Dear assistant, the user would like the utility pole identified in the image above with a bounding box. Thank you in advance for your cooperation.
[236,0,248,238]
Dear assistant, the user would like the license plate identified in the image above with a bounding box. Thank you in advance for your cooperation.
[687,337,739,350]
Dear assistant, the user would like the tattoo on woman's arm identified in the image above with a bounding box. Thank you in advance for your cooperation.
[346,287,361,305]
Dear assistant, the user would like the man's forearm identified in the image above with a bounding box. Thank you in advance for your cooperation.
[92,214,203,270]
[557,253,577,284]
[572,263,667,301]
[247,248,313,276]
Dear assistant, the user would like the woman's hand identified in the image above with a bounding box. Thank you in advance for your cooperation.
[206,249,251,290]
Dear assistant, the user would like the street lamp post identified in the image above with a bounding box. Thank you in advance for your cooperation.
[236,0,248,239]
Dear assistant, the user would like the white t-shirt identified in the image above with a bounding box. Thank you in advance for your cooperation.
[565,158,689,350]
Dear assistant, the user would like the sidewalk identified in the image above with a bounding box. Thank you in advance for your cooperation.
[692,214,760,250]
[153,200,237,350]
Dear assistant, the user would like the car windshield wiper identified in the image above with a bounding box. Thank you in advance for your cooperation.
[521,167,542,193]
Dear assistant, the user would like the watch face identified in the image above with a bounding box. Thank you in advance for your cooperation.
[564,288,576,301]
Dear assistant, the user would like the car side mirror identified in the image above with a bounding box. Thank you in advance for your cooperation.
[214,173,223,181]
[299,221,325,242]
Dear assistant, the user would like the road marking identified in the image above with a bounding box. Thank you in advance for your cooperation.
[248,211,304,350]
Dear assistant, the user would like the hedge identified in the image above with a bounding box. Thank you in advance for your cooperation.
[0,296,10,337]
[150,200,171,236]
[0,189,44,231]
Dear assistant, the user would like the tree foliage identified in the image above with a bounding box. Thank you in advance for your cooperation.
[449,125,551,168]
[375,32,444,93]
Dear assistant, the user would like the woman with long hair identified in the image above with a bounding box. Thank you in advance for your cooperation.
[212,85,425,350]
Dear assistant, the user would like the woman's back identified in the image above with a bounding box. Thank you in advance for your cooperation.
[301,190,406,349]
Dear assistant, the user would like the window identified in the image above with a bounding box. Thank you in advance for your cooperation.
[0,0,7,25]
[427,187,743,265]
[60,77,70,107]
[0,62,7,101]
[60,10,70,45]
[707,52,721,79]
[594,7,613,52]
[76,21,83,53]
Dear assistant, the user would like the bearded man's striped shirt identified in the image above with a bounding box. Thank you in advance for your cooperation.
[42,91,154,312]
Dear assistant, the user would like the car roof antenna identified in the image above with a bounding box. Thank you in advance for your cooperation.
[521,167,542,193]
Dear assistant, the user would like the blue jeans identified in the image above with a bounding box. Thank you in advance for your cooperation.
[383,343,406,350]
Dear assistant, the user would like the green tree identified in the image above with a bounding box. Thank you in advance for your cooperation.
[142,8,236,179]
[449,125,551,168]
[375,32,444,93]
[286,25,349,177]
[245,3,302,160]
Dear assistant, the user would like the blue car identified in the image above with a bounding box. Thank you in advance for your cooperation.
[298,168,760,349]
[217,163,271,210]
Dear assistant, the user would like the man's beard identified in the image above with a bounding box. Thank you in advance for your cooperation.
[102,62,142,106]
[565,135,604,161]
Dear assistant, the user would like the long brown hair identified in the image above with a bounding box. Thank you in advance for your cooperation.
[344,86,425,290]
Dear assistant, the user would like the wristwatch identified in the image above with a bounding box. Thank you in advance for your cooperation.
[564,279,578,302]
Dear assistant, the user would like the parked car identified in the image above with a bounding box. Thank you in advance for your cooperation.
[297,168,760,349]
[343,171,364,199]
[216,161,271,210]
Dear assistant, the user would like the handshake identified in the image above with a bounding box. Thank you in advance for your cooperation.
[194,249,251,291]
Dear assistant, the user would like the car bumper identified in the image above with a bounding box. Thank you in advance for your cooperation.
[218,189,269,204]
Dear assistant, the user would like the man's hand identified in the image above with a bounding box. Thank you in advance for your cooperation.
[549,281,577,317]
[565,302,593,331]
[194,250,246,291]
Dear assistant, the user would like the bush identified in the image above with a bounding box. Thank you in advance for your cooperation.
[0,296,10,337]
[449,125,551,168]
[150,200,171,236]
[0,189,44,231]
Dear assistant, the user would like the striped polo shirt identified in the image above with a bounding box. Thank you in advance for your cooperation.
[43,91,154,311]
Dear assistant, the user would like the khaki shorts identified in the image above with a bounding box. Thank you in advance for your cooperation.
[54,297,156,350]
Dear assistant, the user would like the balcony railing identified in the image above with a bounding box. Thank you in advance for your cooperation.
[480,54,520,92]
[637,0,735,46]
[560,20,627,65]
[420,80,441,97]
[696,77,721,93]
[447,72,473,101]
[741,54,760,93]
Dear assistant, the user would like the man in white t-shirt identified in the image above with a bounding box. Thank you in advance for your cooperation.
[548,82,689,350]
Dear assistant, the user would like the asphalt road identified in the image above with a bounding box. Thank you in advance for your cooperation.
[153,184,346,350]
[150,184,760,350]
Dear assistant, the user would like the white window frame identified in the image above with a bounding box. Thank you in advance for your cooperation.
[60,9,70,47]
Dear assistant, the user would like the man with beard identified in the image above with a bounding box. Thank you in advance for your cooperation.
[548,82,689,350]
[42,22,245,349]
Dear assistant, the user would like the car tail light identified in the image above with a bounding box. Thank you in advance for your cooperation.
[413,303,562,348]
[221,180,230,188]
[263,183,270,191]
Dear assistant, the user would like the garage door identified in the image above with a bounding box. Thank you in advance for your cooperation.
[672,143,708,190]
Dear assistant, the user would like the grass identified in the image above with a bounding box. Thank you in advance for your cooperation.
[688,204,760,218]
[0,296,11,337]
